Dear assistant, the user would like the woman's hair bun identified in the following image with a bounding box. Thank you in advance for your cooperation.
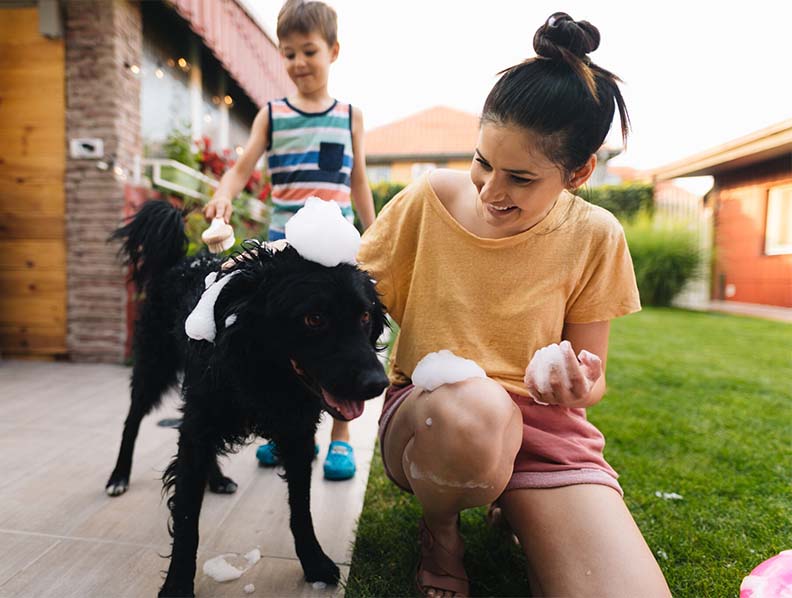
[533,12,600,61]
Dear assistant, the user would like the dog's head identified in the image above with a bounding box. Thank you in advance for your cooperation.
[207,243,389,420]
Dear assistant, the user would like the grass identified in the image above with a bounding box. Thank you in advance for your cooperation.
[346,308,792,597]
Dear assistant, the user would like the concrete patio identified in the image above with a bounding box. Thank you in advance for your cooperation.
[0,360,382,598]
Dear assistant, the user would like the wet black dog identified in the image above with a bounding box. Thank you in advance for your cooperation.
[108,200,389,597]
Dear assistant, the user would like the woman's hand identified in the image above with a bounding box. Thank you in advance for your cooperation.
[523,340,603,407]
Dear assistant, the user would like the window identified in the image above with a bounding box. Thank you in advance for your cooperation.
[367,165,392,184]
[411,162,437,180]
[765,183,792,255]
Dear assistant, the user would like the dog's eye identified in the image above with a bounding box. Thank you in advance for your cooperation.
[361,311,371,325]
[304,313,324,329]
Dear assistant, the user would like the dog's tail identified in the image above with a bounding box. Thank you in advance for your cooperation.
[110,200,187,291]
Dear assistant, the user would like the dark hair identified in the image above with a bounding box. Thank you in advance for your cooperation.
[277,0,338,47]
[481,12,629,182]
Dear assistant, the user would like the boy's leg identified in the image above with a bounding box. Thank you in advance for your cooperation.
[499,485,671,598]
[324,418,356,480]
[382,378,523,596]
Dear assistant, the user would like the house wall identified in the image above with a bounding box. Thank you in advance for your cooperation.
[712,155,792,307]
[0,6,67,357]
[65,0,143,362]
[372,158,471,184]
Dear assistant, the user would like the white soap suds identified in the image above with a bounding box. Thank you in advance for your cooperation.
[244,548,261,566]
[244,584,255,594]
[655,491,684,500]
[202,554,244,582]
[285,197,360,267]
[412,350,487,391]
[202,547,261,583]
[425,417,433,427]
[185,270,240,342]
[408,461,491,489]
[312,581,327,589]
[525,340,599,406]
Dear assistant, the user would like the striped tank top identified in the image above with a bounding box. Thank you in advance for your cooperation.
[266,98,354,235]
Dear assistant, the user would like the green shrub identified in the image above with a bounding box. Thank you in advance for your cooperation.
[355,181,406,231]
[624,213,702,306]
[579,182,654,220]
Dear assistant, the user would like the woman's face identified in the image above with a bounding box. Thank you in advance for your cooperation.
[470,122,591,237]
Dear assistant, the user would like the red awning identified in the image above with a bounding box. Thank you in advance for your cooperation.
[169,0,294,108]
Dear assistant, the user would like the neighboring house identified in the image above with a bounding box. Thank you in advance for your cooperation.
[364,106,479,184]
[652,119,792,308]
[0,0,292,361]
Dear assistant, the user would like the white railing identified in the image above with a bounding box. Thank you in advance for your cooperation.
[132,156,269,223]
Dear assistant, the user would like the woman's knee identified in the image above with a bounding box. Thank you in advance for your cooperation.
[423,377,519,434]
[410,377,522,467]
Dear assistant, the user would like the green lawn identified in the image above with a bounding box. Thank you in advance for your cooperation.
[346,308,792,597]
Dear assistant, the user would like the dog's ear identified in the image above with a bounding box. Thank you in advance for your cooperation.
[370,296,389,350]
[360,270,388,349]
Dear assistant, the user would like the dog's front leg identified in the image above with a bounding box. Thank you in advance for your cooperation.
[279,433,340,585]
[159,420,212,598]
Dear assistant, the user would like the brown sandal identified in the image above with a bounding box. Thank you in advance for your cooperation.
[416,518,470,597]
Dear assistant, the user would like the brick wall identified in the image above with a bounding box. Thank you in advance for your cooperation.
[65,0,142,362]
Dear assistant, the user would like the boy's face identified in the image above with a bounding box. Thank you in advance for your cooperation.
[279,31,339,96]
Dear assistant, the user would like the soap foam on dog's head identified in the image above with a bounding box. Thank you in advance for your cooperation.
[285,198,360,267]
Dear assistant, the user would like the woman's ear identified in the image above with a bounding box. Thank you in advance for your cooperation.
[568,154,597,189]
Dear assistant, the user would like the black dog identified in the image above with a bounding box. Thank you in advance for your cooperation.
[109,200,389,597]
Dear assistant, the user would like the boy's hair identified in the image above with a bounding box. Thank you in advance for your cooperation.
[277,0,338,47]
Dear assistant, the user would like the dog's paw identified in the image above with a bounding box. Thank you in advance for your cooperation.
[302,553,340,585]
[208,475,238,494]
[105,475,129,497]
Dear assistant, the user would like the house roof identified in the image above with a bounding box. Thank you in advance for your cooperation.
[169,0,294,108]
[652,118,792,180]
[365,106,480,162]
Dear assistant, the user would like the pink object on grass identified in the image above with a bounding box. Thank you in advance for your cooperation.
[740,550,792,598]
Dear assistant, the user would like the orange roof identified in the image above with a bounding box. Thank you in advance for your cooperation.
[365,106,480,161]
[607,165,650,183]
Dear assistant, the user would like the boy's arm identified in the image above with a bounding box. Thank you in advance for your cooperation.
[349,108,376,230]
[204,106,270,223]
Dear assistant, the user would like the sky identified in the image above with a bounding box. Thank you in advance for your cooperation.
[242,0,792,171]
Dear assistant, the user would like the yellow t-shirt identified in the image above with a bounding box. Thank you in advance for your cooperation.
[358,173,641,397]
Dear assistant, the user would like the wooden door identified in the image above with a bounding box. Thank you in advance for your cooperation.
[0,7,67,357]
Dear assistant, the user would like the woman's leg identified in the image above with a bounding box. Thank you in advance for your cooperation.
[382,378,523,596]
[500,484,671,598]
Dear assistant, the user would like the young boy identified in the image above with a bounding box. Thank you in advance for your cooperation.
[204,0,376,481]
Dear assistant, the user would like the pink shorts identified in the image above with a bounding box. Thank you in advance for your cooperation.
[378,384,623,496]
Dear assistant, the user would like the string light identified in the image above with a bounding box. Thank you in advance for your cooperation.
[211,96,222,106]
[235,146,244,156]
[155,67,164,79]
[223,95,233,107]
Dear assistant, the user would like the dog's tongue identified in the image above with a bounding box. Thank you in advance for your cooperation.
[321,389,364,421]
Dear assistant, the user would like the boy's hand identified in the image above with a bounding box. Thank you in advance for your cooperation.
[204,196,233,223]
[523,340,602,407]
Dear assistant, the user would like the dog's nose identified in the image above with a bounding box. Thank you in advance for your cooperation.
[358,369,389,398]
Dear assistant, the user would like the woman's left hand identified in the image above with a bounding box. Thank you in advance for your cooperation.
[523,340,603,407]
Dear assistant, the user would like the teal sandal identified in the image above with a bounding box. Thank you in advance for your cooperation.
[256,441,319,467]
[323,440,356,480]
